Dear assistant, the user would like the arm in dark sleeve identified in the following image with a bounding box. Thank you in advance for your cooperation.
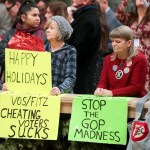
[58,47,77,93]
[0,29,14,67]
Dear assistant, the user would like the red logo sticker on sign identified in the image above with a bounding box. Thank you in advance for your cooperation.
[131,121,149,142]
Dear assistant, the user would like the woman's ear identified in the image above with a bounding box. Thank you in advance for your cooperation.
[20,14,26,23]
[127,40,132,47]
[16,2,21,9]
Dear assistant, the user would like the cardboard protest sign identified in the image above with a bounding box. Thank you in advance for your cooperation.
[5,49,52,94]
[0,92,60,140]
[68,95,130,145]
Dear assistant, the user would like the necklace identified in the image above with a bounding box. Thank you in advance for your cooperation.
[119,60,124,68]
[112,60,132,79]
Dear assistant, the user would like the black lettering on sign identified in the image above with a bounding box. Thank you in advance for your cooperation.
[8,119,50,139]
[84,111,99,118]
[74,129,121,142]
[8,125,16,137]
[1,108,41,119]
[42,128,49,139]
[6,71,48,85]
[9,51,38,66]
[81,118,105,130]
[11,96,48,107]
[82,99,106,110]
[74,128,83,138]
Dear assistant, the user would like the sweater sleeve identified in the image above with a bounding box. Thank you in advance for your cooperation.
[57,47,77,93]
[112,54,147,96]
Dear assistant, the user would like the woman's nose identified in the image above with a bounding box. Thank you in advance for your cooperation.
[45,13,47,18]
[36,16,40,20]
[46,28,50,32]
[112,41,116,46]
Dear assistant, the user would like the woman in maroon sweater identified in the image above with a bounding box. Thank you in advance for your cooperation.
[94,25,147,97]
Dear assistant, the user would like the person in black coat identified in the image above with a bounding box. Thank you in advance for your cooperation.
[67,0,101,94]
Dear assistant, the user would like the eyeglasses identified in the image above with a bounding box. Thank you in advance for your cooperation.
[6,3,16,11]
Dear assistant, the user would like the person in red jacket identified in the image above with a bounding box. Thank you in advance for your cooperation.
[94,25,147,97]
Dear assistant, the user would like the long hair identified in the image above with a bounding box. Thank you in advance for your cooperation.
[96,2,109,52]
[110,25,138,62]
[17,0,39,24]
[93,2,109,89]
[47,2,68,21]
[127,4,150,26]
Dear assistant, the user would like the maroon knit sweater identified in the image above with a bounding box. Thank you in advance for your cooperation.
[97,52,147,97]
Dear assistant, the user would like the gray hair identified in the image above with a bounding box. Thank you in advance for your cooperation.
[45,16,73,41]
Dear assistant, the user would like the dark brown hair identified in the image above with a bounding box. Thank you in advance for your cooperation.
[96,2,109,52]
[47,2,68,20]
[127,5,150,26]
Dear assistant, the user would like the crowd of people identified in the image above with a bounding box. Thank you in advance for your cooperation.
[0,0,149,97]
[0,0,149,149]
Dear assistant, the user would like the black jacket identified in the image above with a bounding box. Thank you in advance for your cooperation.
[67,4,101,94]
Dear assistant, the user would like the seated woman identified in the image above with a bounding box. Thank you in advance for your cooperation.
[94,25,147,97]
